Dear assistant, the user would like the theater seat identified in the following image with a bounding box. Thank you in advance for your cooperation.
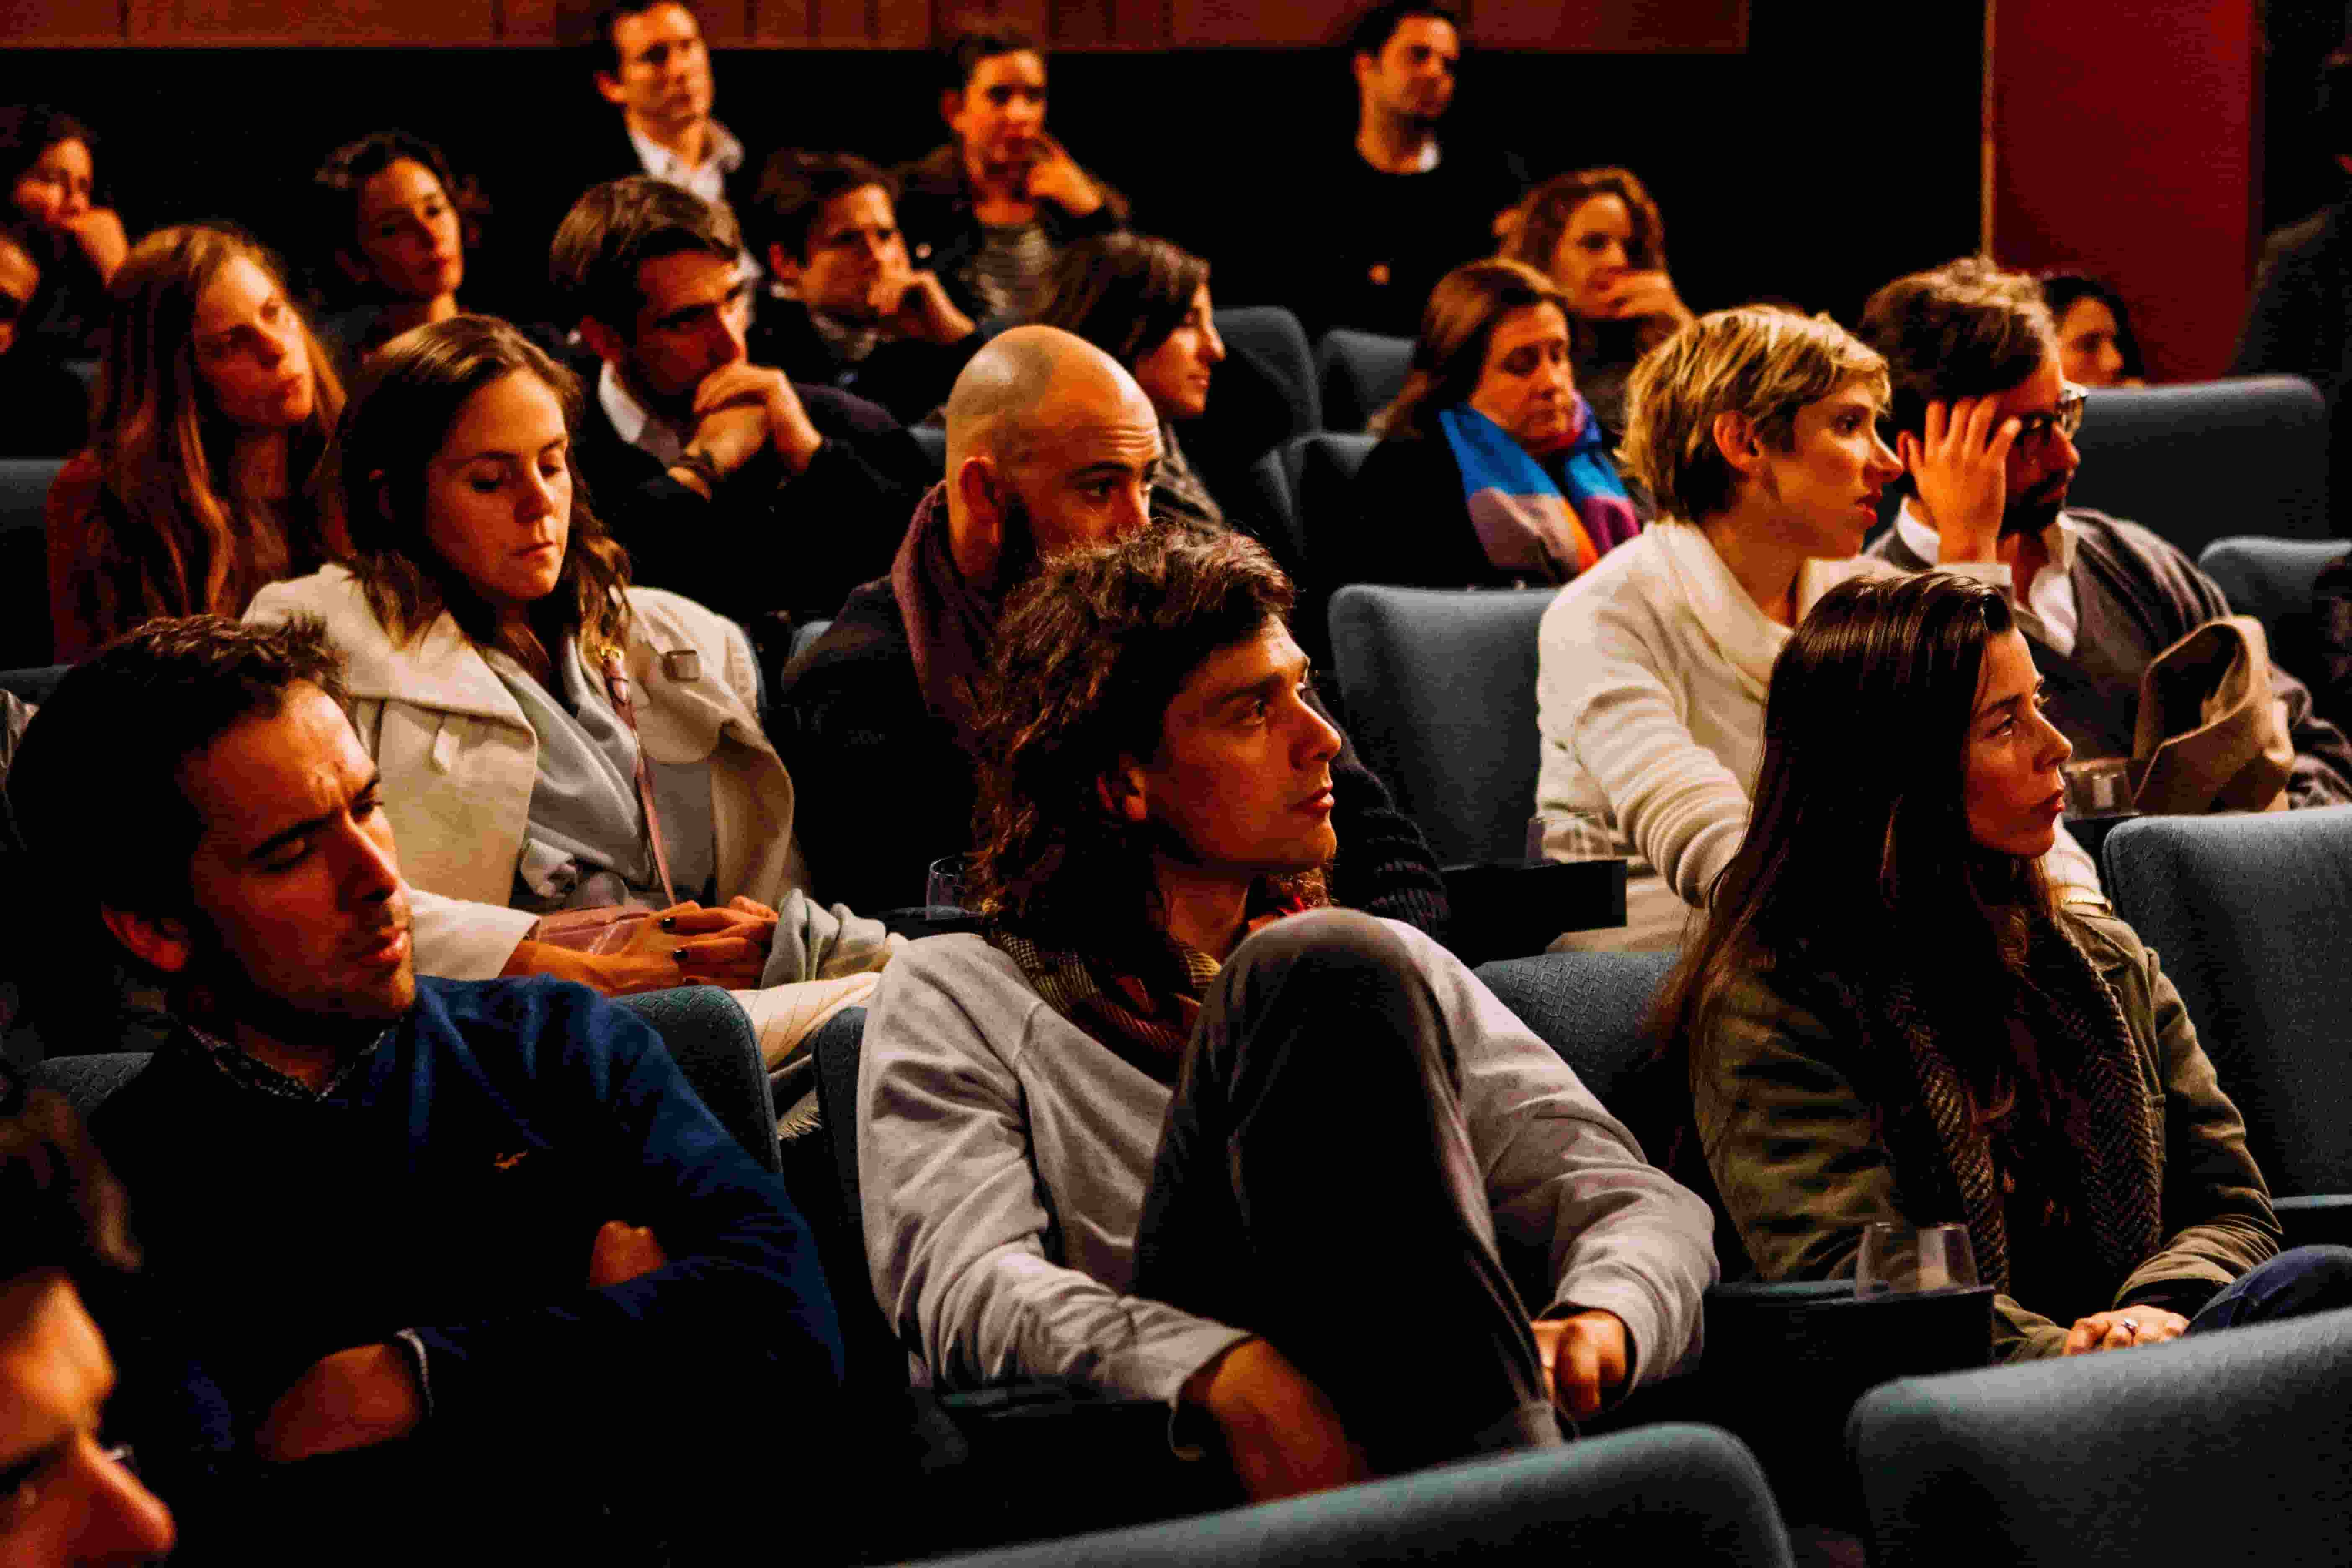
[1328,584,1555,865]
[1282,430,1377,586]
[2069,376,2329,560]
[0,665,67,706]
[1213,306,1318,440]
[0,457,63,669]
[2196,535,2344,688]
[1316,329,1413,433]
[1850,1305,2352,1567]
[2099,808,2352,1240]
[908,421,946,477]
[925,1423,1796,1568]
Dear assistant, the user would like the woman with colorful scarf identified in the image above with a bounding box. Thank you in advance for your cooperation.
[1349,259,1643,591]
[1658,572,2352,1363]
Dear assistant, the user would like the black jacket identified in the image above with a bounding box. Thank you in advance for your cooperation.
[2232,201,2352,504]
[564,347,933,627]
[1342,433,1539,592]
[890,143,1128,320]
[770,575,1451,935]
[748,297,980,427]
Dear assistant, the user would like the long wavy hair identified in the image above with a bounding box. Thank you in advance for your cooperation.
[967,524,1325,952]
[1031,233,1210,372]
[1650,573,2056,1123]
[1504,165,1678,361]
[331,314,632,671]
[76,225,346,638]
[1372,257,1569,441]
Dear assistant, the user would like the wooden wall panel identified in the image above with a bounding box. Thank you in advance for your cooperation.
[0,0,128,45]
[1468,0,1744,52]
[128,0,499,43]
[1169,0,1350,46]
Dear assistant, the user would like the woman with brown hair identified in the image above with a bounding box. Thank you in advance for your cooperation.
[1346,258,1642,591]
[245,313,888,1064]
[45,224,346,661]
[308,129,477,368]
[1504,167,1693,439]
[1663,570,2352,1362]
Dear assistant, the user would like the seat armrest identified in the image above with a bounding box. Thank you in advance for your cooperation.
[877,907,987,940]
[2275,1194,2352,1249]
[1441,859,1627,966]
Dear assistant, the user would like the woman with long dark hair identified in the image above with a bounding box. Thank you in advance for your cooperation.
[246,314,889,1062]
[308,130,476,366]
[1661,571,2352,1361]
[46,224,346,660]
[0,104,128,358]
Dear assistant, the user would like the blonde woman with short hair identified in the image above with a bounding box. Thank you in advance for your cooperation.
[1533,306,2095,949]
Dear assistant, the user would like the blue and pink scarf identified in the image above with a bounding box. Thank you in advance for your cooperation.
[1440,396,1640,583]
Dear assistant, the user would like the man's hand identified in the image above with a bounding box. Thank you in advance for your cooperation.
[2063,1305,2190,1356]
[588,1220,670,1288]
[1021,135,1104,217]
[1900,396,2021,565]
[256,1344,425,1463]
[1182,1338,1369,1503]
[1532,1310,1630,1419]
[64,206,129,281]
[872,271,976,346]
[691,363,824,477]
[1591,271,1692,328]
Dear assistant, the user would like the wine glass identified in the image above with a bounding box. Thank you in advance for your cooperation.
[1855,1222,1979,1296]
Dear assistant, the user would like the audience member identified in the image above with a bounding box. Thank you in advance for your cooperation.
[0,1085,177,1567]
[580,1,755,226]
[894,23,1128,322]
[246,316,890,1065]
[2232,39,2352,490]
[1503,168,1694,440]
[1351,259,1641,591]
[2039,272,2145,388]
[748,151,980,425]
[0,227,90,457]
[550,177,929,628]
[1535,307,2099,950]
[1254,3,1524,339]
[309,131,472,367]
[1031,232,1298,562]
[0,106,126,359]
[1863,256,2352,808]
[1663,571,2352,1362]
[4,615,845,1562]
[774,325,1451,929]
[46,224,346,663]
[859,524,1714,1502]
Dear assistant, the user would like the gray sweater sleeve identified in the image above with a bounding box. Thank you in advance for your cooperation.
[857,944,1251,1410]
[1409,925,1719,1386]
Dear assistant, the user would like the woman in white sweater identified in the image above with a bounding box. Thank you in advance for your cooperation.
[1536,306,2097,948]
[249,315,888,1061]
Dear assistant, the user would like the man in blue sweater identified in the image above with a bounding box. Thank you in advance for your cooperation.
[5,615,843,1563]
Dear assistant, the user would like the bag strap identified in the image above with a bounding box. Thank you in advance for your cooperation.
[601,652,680,909]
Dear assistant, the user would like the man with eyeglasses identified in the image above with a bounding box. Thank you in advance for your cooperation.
[1862,256,2352,809]
[0,1087,175,1566]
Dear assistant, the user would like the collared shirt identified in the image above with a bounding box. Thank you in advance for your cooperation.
[626,117,743,210]
[181,1020,391,1104]
[1894,498,2083,656]
[598,361,685,468]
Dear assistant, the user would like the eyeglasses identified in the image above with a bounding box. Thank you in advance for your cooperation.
[0,1442,137,1533]
[2013,382,2087,456]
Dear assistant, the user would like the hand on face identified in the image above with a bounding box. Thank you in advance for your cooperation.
[1021,134,1103,215]
[1899,396,2021,564]
[1588,269,1690,326]
[869,270,975,346]
[692,361,822,474]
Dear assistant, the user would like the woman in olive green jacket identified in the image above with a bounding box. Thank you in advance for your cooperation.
[1658,572,2348,1363]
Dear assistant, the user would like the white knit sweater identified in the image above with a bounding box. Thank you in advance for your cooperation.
[1535,523,2097,949]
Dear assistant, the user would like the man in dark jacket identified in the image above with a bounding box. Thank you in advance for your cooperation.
[1862,256,2352,808]
[551,177,933,628]
[771,325,1450,932]
[892,23,1128,323]
[6,617,843,1563]
[748,151,983,425]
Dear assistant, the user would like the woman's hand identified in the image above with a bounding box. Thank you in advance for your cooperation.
[1591,270,1692,328]
[2062,1305,2190,1356]
[1900,396,2021,564]
[64,206,129,281]
[1022,135,1104,217]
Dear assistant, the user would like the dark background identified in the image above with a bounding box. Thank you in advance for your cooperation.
[5,0,1983,337]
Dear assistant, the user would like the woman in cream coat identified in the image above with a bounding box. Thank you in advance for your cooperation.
[1535,307,2097,949]
[250,315,887,1060]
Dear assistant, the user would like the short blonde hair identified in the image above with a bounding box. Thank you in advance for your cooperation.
[1620,306,1888,523]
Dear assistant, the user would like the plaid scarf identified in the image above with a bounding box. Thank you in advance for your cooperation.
[987,899,1303,1085]
[1818,915,2163,1297]
[892,482,1003,754]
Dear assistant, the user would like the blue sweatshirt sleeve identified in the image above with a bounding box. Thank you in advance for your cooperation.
[406,985,844,1434]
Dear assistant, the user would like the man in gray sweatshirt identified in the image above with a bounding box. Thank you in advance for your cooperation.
[857,522,1715,1506]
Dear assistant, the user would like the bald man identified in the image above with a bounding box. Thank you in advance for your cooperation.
[771,326,1451,933]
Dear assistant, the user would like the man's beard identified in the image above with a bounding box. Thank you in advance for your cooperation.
[2001,476,2069,540]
